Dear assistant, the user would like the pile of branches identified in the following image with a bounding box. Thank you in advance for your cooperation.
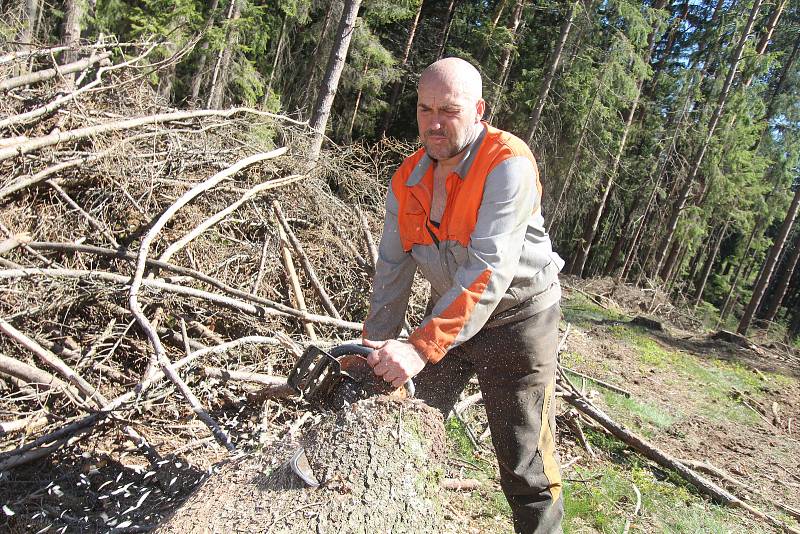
[0,40,419,531]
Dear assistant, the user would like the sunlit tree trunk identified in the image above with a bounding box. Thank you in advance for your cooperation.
[207,0,242,109]
[487,0,525,124]
[762,231,800,323]
[436,0,457,60]
[381,0,423,136]
[348,60,370,140]
[693,220,729,307]
[653,0,764,280]
[308,0,362,160]
[525,1,576,145]
[569,0,667,276]
[61,0,83,88]
[738,185,800,334]
[190,0,222,107]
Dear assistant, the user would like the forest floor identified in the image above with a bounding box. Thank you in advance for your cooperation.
[442,278,800,533]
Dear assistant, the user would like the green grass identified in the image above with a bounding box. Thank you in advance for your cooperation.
[602,391,677,435]
[606,324,790,425]
[562,293,629,328]
[564,464,764,533]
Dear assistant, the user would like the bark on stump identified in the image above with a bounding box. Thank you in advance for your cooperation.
[155,397,448,533]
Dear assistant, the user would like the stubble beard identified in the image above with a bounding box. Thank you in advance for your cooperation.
[423,123,479,162]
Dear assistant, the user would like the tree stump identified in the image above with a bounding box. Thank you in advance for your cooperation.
[155,397,448,533]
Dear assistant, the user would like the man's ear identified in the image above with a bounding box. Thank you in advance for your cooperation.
[476,98,486,122]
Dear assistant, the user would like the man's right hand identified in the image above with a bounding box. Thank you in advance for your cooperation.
[362,338,427,389]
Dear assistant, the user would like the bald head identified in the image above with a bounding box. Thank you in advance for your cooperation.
[416,58,485,164]
[419,58,483,101]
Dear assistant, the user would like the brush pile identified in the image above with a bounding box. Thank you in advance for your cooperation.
[0,40,423,532]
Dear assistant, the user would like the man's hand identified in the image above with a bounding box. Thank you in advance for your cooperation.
[362,339,426,388]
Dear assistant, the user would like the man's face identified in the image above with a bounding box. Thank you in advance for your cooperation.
[417,77,484,163]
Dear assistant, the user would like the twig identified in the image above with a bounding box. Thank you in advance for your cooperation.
[0,317,104,406]
[0,52,112,92]
[251,232,272,295]
[130,149,286,390]
[0,43,161,129]
[159,176,304,264]
[622,482,642,534]
[25,242,361,329]
[0,108,302,163]
[0,352,73,395]
[561,366,632,398]
[441,478,481,491]
[46,180,120,247]
[454,392,483,416]
[0,267,364,331]
[274,203,317,340]
[0,413,50,436]
[203,367,294,398]
[273,200,342,320]
[0,333,278,470]
[355,205,378,268]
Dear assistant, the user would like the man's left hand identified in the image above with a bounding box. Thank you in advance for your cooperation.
[362,339,426,388]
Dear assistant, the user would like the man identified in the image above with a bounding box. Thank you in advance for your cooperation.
[362,57,564,533]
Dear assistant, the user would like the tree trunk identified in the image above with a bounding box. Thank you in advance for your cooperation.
[605,196,638,275]
[718,223,760,323]
[738,184,800,334]
[190,0,222,107]
[477,0,508,64]
[381,0,423,135]
[652,0,764,280]
[154,399,446,533]
[525,1,576,145]
[17,0,39,51]
[207,0,242,109]
[347,60,370,139]
[265,14,288,101]
[569,0,666,276]
[762,231,800,323]
[693,220,729,307]
[436,0,458,60]
[308,0,362,160]
[548,63,605,235]
[486,0,525,124]
[486,0,525,123]
[60,0,83,88]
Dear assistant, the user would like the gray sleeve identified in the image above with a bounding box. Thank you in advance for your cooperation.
[362,185,416,340]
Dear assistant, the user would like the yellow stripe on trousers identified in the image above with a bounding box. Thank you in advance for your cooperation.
[538,377,562,502]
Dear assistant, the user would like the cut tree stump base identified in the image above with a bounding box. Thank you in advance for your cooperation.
[155,397,448,533]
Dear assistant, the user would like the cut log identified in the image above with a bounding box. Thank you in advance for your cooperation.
[630,315,665,331]
[155,398,448,533]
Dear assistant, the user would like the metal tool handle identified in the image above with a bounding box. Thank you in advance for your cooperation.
[330,343,415,398]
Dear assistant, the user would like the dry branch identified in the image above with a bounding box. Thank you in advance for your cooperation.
[0,317,105,406]
[275,204,317,340]
[159,175,304,264]
[0,266,363,330]
[0,44,160,130]
[273,200,342,320]
[203,367,293,398]
[0,353,72,394]
[129,148,286,391]
[355,205,378,268]
[0,108,304,163]
[0,52,112,92]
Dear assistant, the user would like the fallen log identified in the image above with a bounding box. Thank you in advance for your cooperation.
[155,398,449,533]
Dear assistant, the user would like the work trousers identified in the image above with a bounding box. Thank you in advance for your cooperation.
[414,302,563,534]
